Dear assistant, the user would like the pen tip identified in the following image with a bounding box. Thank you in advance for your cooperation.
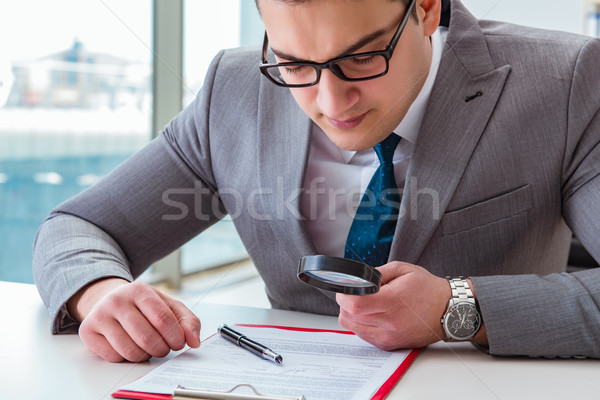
[276,355,283,364]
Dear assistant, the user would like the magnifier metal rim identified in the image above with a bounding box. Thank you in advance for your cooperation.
[297,255,381,295]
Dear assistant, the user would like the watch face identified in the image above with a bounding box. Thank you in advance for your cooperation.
[444,302,481,340]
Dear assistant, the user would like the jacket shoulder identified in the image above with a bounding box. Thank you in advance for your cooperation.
[480,20,596,64]
[212,46,262,82]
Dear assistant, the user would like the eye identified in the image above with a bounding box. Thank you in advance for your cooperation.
[351,55,377,65]
[283,65,306,75]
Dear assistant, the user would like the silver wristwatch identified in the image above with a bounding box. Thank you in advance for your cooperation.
[441,277,481,341]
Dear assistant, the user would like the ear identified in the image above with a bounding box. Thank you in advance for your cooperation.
[417,0,442,37]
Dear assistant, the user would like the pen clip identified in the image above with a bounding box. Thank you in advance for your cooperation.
[174,384,305,400]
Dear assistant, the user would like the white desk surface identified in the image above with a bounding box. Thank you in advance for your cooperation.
[2,281,598,400]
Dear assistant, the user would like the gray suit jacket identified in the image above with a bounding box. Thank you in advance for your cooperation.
[34,0,600,357]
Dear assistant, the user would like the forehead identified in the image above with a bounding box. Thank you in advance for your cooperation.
[259,0,404,62]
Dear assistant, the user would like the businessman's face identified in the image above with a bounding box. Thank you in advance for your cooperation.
[260,0,440,151]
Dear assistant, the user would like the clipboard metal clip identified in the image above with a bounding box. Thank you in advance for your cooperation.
[173,384,306,400]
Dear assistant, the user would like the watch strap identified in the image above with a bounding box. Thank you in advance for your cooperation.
[447,277,476,304]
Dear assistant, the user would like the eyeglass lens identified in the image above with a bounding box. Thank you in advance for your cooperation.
[265,54,388,86]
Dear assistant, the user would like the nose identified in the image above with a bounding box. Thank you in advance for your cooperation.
[316,69,360,119]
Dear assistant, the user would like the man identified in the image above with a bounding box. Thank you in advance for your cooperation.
[33,0,600,363]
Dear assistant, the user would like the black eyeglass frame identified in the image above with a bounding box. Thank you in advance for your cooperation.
[259,0,417,88]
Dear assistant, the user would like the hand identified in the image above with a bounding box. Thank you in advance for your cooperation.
[69,278,201,362]
[336,262,450,350]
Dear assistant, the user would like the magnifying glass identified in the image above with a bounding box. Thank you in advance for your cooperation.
[297,255,381,295]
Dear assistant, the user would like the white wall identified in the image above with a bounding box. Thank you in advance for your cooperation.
[237,1,599,44]
[461,0,588,35]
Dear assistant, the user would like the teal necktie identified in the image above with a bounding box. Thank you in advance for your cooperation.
[344,134,401,267]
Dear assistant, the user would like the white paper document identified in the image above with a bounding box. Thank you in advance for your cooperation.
[118,325,419,400]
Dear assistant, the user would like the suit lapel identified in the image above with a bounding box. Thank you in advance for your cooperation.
[389,0,512,263]
[256,82,317,260]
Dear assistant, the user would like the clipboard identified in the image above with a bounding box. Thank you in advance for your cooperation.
[112,325,422,400]
[173,384,305,400]
[113,384,305,400]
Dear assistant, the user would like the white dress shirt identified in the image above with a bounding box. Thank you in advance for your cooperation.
[301,28,447,257]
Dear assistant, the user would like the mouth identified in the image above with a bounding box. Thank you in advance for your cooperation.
[326,111,368,130]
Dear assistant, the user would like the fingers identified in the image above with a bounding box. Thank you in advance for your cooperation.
[336,262,447,350]
[336,292,386,316]
[78,281,201,363]
[335,262,413,314]
[338,307,380,330]
[80,331,126,363]
[119,307,171,358]
[136,288,186,352]
[336,261,427,317]
[337,314,398,351]
[80,318,152,363]
[377,262,413,285]
[336,288,399,350]
[158,291,201,349]
[336,280,404,317]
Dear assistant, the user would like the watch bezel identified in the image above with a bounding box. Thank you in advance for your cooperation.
[442,300,481,341]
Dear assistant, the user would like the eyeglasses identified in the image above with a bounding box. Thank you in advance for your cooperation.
[259,0,416,88]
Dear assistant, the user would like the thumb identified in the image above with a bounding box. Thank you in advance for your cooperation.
[376,261,413,285]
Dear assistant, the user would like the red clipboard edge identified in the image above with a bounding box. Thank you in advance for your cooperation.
[371,347,423,400]
[112,389,171,400]
[235,323,355,335]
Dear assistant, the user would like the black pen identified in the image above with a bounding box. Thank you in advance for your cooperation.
[218,324,283,365]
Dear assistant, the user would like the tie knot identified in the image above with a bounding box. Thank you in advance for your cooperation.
[373,133,401,165]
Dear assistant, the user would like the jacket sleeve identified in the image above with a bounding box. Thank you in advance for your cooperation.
[471,38,600,358]
[33,50,228,334]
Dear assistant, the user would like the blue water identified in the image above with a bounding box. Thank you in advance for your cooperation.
[0,155,129,283]
[0,154,248,283]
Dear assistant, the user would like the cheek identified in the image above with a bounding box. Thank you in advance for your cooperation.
[386,60,414,96]
[289,87,318,114]
[386,28,431,95]
[380,54,428,111]
[355,78,397,109]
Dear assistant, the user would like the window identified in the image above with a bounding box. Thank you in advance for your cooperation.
[0,0,152,283]
[586,0,600,37]
[179,1,264,274]
[462,0,592,34]
[1,0,265,284]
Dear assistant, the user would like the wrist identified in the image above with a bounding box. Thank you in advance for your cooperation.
[67,277,129,322]
[435,276,452,341]
[465,278,488,346]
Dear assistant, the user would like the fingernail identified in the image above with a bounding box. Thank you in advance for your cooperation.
[193,328,201,347]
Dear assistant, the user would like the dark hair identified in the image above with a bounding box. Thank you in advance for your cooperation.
[255,0,411,5]
[255,0,417,20]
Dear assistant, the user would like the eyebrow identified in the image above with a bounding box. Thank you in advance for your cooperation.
[270,27,389,63]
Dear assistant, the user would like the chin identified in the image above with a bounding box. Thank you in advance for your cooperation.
[315,118,388,151]
[327,132,375,152]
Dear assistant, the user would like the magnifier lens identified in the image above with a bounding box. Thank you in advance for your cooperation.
[303,271,374,287]
[297,255,381,295]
